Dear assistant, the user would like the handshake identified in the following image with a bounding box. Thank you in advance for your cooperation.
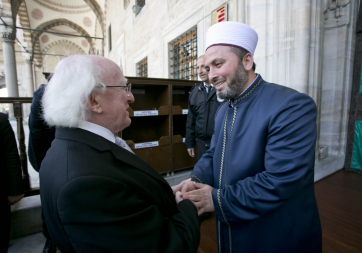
[171,178,215,215]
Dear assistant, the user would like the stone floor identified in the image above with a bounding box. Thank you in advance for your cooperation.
[8,232,47,253]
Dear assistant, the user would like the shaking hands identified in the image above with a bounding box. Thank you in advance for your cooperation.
[171,178,215,215]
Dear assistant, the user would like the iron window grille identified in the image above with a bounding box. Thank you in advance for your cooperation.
[137,57,148,77]
[136,0,145,8]
[170,29,197,80]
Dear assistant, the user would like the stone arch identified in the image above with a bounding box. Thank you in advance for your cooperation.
[10,0,22,19]
[12,0,103,32]
[32,18,95,52]
[41,39,87,72]
[1,0,15,27]
[13,0,104,46]
[83,0,105,40]
[41,39,87,55]
[31,18,96,65]
[17,1,33,54]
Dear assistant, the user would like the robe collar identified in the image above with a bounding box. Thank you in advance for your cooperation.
[228,74,262,108]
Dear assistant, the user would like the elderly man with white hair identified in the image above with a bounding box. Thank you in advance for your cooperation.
[181,22,322,253]
[39,55,200,253]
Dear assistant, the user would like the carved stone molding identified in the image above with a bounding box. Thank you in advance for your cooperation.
[1,32,16,41]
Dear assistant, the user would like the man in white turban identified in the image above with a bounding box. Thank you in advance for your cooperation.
[181,21,322,253]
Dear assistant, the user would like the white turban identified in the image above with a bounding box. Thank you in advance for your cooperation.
[205,21,258,55]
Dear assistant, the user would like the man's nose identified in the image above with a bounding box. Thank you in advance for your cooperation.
[208,68,217,83]
[128,93,135,103]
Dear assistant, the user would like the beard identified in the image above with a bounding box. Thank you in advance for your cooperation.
[217,64,248,100]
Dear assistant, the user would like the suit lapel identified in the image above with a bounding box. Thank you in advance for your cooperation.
[207,87,216,101]
[109,143,170,187]
[56,127,171,188]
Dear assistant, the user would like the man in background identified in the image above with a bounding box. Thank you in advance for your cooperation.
[40,55,200,252]
[185,55,224,161]
[0,113,24,252]
[28,76,56,253]
[28,77,55,172]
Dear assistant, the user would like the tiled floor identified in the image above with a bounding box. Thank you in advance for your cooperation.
[8,232,62,253]
[8,232,46,253]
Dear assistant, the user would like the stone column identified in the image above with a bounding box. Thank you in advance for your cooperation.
[1,32,19,118]
[24,57,34,97]
[294,0,312,94]
[22,57,34,119]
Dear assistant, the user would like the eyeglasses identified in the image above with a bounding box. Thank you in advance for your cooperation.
[105,83,132,95]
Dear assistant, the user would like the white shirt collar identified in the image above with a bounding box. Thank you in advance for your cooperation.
[204,82,213,88]
[78,121,116,143]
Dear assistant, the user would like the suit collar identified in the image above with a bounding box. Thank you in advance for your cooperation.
[55,127,170,187]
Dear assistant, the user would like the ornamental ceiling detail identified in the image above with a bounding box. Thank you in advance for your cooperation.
[5,0,106,69]
[33,0,92,14]
[31,8,44,20]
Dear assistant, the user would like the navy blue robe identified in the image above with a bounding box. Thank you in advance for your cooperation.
[190,75,322,253]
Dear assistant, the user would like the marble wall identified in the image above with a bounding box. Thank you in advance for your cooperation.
[106,0,360,181]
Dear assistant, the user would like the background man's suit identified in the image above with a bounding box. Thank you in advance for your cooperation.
[40,127,200,253]
[0,113,23,252]
[28,85,55,172]
[186,82,224,161]
[28,85,56,252]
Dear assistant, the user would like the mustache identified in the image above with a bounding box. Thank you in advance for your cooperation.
[211,78,226,85]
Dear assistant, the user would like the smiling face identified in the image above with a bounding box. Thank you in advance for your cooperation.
[91,58,135,133]
[196,56,209,83]
[204,46,249,100]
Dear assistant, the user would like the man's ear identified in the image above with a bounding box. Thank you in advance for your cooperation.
[242,53,254,72]
[86,92,103,114]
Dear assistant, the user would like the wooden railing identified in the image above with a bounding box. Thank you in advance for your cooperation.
[0,97,39,197]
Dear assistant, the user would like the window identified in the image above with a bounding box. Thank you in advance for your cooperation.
[108,24,112,52]
[133,0,145,15]
[136,0,145,8]
[137,57,148,77]
[170,29,197,80]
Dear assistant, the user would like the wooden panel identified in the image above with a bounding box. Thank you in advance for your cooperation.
[130,84,169,111]
[119,77,197,174]
[123,116,169,143]
[172,135,197,171]
[173,85,194,109]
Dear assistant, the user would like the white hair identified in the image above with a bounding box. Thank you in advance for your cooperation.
[42,55,105,128]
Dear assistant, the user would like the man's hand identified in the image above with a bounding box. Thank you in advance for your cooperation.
[175,191,183,204]
[171,178,191,195]
[180,180,197,194]
[187,148,195,157]
[181,182,215,215]
[8,194,24,205]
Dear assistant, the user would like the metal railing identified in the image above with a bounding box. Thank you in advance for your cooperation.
[0,97,39,197]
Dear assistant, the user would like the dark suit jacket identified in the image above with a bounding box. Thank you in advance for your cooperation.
[0,113,23,198]
[186,82,224,148]
[28,85,55,172]
[40,127,200,253]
